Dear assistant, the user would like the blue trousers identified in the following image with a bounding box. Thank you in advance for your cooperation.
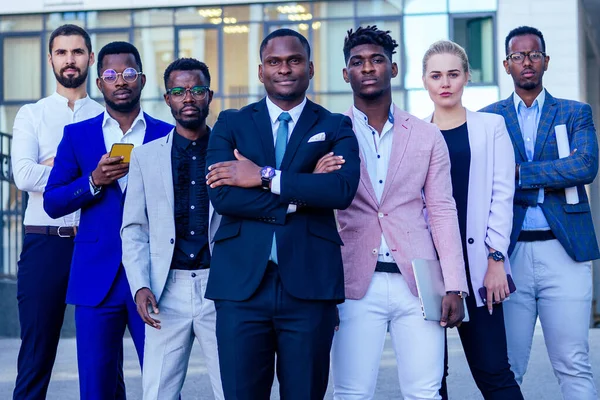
[13,234,74,400]
[75,266,145,400]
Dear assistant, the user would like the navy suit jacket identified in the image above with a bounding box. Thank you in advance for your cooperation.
[481,91,600,261]
[44,112,173,306]
[205,98,360,302]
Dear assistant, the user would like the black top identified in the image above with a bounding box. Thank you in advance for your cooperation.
[440,122,471,272]
[170,130,211,270]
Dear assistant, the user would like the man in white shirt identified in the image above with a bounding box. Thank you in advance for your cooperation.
[332,26,467,400]
[10,24,104,400]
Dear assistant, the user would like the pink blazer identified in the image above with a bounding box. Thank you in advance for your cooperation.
[425,110,515,307]
[337,105,469,300]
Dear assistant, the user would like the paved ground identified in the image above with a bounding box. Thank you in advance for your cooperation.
[1,326,599,399]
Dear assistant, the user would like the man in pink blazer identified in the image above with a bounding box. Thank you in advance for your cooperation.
[331,26,469,400]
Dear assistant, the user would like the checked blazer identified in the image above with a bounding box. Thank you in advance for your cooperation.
[481,91,600,261]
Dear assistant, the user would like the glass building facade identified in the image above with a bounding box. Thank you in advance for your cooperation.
[0,0,498,276]
[0,0,498,132]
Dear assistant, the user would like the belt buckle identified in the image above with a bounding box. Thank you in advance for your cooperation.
[57,226,71,238]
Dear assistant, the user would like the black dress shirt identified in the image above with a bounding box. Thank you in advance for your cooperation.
[170,130,211,270]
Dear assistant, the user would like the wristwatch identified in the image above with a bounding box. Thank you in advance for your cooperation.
[260,166,276,190]
[89,174,102,196]
[446,291,467,299]
[488,250,505,262]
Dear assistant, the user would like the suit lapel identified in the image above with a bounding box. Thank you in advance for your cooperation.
[252,99,277,168]
[533,92,558,161]
[90,114,110,162]
[501,95,528,162]
[380,108,411,204]
[280,99,319,170]
[159,130,175,211]
[344,108,378,205]
[142,113,162,144]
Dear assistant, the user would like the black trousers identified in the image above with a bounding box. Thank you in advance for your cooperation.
[13,234,74,400]
[440,263,523,400]
[215,262,337,400]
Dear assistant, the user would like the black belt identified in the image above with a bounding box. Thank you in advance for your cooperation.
[374,261,401,274]
[517,230,556,242]
[24,225,78,237]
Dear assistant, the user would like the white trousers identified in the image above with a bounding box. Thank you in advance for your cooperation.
[142,269,224,400]
[505,239,597,400]
[331,272,444,400]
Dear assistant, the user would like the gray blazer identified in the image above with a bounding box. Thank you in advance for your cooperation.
[121,130,221,302]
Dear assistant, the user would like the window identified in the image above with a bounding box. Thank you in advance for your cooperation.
[3,36,41,102]
[403,14,449,89]
[452,15,495,84]
[46,12,85,31]
[134,28,175,99]
[312,19,355,93]
[355,0,402,16]
[87,11,131,29]
[0,15,43,32]
[223,23,262,96]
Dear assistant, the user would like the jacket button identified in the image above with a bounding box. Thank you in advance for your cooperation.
[372,248,378,254]
[468,238,474,244]
[170,238,174,244]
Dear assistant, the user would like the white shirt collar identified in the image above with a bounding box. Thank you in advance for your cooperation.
[265,96,307,125]
[102,107,146,131]
[514,88,546,113]
[352,103,396,129]
[50,91,93,108]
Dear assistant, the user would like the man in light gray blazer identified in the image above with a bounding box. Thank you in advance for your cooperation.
[121,58,223,400]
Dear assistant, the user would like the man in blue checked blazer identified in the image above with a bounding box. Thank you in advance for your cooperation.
[481,26,599,399]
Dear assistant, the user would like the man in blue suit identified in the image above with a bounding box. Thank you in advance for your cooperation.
[481,26,599,399]
[44,41,172,399]
[205,29,360,399]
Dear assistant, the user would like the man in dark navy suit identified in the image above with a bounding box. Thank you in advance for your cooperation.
[205,28,360,399]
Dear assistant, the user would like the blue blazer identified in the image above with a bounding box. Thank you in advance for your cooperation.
[44,112,173,306]
[481,91,600,261]
[205,98,360,302]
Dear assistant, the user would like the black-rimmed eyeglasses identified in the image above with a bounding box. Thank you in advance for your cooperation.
[506,51,546,64]
[166,86,210,101]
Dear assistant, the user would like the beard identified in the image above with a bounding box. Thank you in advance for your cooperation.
[104,91,142,113]
[172,104,210,130]
[53,64,88,89]
[517,79,540,91]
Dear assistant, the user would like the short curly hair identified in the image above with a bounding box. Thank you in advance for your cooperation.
[343,25,398,64]
[163,58,211,90]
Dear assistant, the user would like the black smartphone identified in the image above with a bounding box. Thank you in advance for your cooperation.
[478,274,516,304]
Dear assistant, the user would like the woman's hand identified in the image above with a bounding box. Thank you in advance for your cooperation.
[483,257,510,315]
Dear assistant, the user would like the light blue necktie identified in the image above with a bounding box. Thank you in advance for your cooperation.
[270,112,291,264]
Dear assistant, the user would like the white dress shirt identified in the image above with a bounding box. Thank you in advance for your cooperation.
[11,92,104,227]
[100,108,146,192]
[352,104,396,263]
[266,96,306,213]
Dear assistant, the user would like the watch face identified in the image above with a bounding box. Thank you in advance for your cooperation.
[261,166,275,179]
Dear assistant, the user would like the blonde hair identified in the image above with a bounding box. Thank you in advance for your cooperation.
[422,40,470,76]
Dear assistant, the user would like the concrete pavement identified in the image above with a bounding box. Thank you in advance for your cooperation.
[1,326,599,399]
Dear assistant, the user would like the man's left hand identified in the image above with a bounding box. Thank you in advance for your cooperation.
[206,149,261,188]
[440,293,465,328]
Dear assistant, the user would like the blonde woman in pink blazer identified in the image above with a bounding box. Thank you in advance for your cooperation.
[423,40,523,400]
